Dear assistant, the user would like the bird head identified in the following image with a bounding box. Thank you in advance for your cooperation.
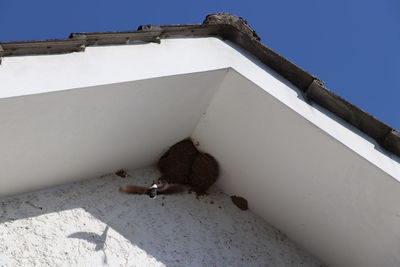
[146,183,158,199]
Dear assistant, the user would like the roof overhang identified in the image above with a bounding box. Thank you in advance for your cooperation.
[1,13,399,158]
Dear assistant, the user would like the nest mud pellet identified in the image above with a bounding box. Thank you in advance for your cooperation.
[115,169,128,178]
[158,138,219,194]
[231,196,248,210]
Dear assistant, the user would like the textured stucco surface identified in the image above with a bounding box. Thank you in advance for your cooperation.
[0,167,321,266]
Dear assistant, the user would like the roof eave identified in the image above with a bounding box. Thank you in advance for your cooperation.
[0,13,399,159]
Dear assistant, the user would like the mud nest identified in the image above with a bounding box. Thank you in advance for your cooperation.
[158,138,219,195]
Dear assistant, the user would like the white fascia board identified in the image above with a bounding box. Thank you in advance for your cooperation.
[222,41,400,180]
[0,37,398,180]
[225,43,400,180]
[0,38,232,98]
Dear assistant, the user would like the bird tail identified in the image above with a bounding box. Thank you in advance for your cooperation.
[119,185,147,194]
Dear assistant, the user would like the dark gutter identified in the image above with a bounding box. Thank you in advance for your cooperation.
[0,39,86,57]
[0,12,399,158]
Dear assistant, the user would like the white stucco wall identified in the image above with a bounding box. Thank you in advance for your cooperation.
[1,37,399,266]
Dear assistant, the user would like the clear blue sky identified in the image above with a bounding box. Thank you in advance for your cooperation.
[2,0,399,129]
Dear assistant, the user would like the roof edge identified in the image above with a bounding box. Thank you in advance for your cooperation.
[0,12,399,159]
[305,80,400,157]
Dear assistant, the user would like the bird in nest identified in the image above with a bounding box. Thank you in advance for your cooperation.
[119,181,186,199]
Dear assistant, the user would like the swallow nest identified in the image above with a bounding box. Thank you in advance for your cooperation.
[158,138,219,195]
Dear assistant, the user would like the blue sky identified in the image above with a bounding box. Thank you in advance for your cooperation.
[1,0,399,129]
